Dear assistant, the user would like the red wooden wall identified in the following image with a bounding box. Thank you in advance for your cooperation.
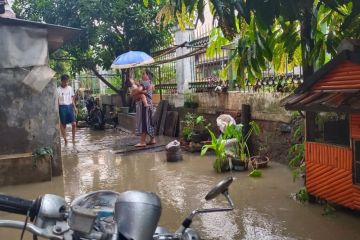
[305,114,360,210]
[305,142,356,208]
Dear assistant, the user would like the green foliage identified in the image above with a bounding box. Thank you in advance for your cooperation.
[13,0,173,77]
[201,129,227,173]
[181,113,210,141]
[249,169,262,178]
[296,187,309,203]
[32,147,53,169]
[105,76,122,94]
[157,0,360,84]
[160,64,176,83]
[182,127,193,141]
[206,28,229,58]
[223,121,260,161]
[76,107,88,121]
[322,203,336,216]
[288,124,305,182]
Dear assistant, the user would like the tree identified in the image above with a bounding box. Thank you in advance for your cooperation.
[154,0,360,82]
[13,0,173,91]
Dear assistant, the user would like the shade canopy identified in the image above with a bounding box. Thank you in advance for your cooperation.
[111,51,154,69]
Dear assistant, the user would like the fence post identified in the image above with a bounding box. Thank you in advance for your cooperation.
[175,27,195,94]
[241,104,253,156]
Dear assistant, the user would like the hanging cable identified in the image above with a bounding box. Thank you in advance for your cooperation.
[19,210,30,240]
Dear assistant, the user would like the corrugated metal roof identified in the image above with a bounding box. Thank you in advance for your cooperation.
[282,50,360,112]
[282,90,360,112]
[0,17,80,52]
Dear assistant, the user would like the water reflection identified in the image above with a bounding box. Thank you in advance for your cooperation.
[1,128,360,239]
[242,207,295,240]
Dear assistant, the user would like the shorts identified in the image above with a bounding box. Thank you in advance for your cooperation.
[59,105,75,125]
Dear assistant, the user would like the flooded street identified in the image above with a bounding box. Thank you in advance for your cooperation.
[1,128,360,239]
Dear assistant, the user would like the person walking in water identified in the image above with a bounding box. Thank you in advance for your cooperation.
[57,74,77,144]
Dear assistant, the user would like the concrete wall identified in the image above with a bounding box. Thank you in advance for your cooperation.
[161,92,297,165]
[0,69,62,176]
[0,153,52,186]
[160,91,292,123]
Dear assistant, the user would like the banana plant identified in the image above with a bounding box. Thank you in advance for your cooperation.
[201,129,227,173]
[223,121,260,161]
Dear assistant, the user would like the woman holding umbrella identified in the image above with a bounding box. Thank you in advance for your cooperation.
[131,69,156,147]
[111,51,156,147]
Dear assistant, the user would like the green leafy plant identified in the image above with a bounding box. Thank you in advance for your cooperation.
[322,203,336,216]
[182,113,210,142]
[249,169,262,178]
[32,147,53,169]
[288,124,305,182]
[201,129,227,173]
[182,126,192,142]
[223,121,260,161]
[296,187,309,203]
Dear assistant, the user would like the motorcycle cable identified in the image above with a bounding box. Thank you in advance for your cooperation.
[19,210,30,240]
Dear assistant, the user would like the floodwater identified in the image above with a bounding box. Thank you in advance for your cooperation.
[1,128,360,239]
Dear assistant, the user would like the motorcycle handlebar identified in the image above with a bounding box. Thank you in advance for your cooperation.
[0,220,63,240]
[0,194,40,220]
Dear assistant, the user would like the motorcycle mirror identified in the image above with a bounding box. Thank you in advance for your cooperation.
[205,176,233,201]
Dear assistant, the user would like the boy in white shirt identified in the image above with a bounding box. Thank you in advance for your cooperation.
[57,74,77,144]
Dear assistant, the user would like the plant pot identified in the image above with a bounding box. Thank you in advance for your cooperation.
[191,133,202,143]
[231,157,249,171]
[200,131,210,141]
[250,156,269,169]
[184,101,192,108]
[213,158,231,173]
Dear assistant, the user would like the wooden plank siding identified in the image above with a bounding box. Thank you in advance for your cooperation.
[313,61,360,91]
[305,142,360,209]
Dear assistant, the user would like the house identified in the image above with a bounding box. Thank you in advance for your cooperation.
[282,49,360,210]
[0,17,79,177]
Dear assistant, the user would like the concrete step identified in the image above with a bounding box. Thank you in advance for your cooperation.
[0,153,52,187]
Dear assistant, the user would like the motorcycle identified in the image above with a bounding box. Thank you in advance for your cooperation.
[0,177,234,240]
[85,97,105,130]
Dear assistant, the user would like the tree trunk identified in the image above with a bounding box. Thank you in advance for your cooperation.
[300,0,316,141]
[90,67,120,93]
[90,67,128,107]
[300,0,315,81]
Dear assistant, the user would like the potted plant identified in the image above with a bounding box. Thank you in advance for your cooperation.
[201,129,230,173]
[181,113,195,144]
[250,144,270,169]
[181,126,192,144]
[192,115,211,143]
[181,113,211,144]
[223,121,260,171]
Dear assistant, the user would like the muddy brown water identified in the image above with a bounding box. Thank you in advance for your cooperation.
[1,128,360,239]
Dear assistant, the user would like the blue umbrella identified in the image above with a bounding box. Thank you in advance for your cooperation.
[111,51,154,69]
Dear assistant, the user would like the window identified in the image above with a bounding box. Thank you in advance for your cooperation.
[354,141,360,185]
[307,112,350,147]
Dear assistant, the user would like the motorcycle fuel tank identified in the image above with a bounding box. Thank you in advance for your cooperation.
[114,191,161,240]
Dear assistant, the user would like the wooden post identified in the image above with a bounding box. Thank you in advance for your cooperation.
[158,66,163,100]
[241,104,253,156]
